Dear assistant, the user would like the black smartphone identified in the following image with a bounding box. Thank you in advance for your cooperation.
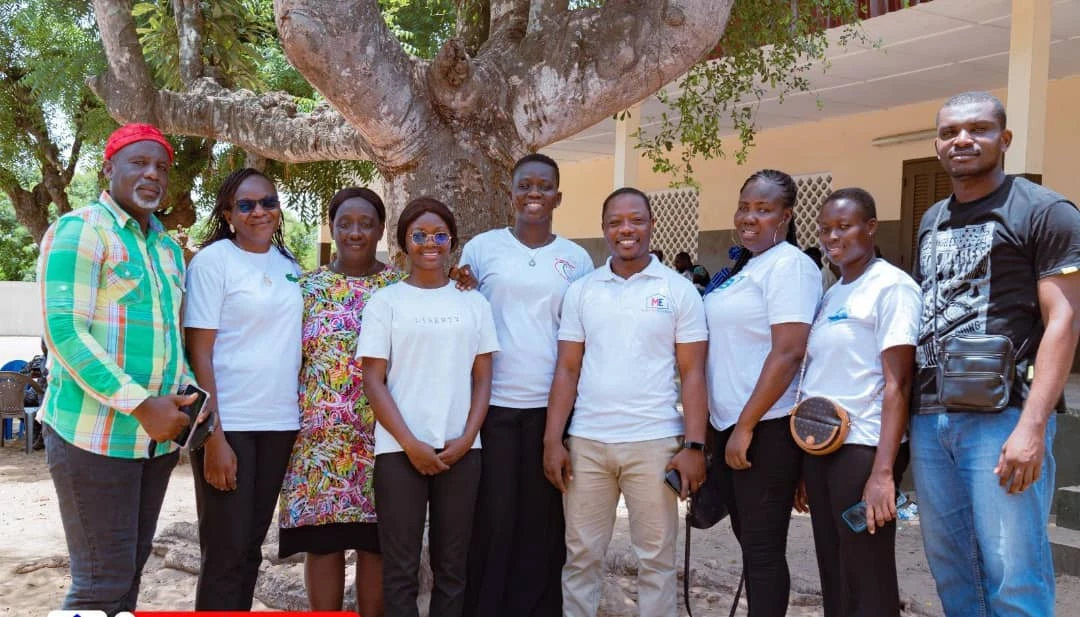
[664,468,682,495]
[173,384,213,450]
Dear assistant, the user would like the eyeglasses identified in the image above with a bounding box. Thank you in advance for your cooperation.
[409,231,452,246]
[234,196,280,213]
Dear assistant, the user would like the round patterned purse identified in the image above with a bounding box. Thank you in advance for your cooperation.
[789,395,850,455]
[789,312,883,456]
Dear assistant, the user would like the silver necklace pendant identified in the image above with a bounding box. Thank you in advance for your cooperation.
[529,257,536,267]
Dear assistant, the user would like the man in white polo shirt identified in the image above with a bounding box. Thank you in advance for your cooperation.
[543,187,709,617]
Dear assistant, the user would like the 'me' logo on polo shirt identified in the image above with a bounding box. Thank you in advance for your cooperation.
[645,293,673,313]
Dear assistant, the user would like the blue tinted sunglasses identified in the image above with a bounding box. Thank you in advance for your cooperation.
[234,196,280,213]
[410,231,452,246]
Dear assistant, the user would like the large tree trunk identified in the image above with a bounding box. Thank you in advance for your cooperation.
[381,132,517,252]
[88,0,734,252]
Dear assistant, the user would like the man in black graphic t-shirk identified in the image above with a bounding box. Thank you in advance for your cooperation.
[910,91,1080,617]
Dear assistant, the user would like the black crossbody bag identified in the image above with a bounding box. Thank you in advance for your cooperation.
[929,205,1026,412]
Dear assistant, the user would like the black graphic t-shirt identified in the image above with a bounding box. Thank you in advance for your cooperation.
[913,175,1080,413]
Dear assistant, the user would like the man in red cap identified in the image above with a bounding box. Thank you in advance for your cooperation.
[37,123,200,612]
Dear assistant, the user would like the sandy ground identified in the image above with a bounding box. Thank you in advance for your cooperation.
[3,334,1080,616]
[1,441,1079,616]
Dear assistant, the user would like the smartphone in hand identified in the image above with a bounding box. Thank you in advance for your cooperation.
[664,468,682,495]
[842,492,909,533]
[173,384,213,450]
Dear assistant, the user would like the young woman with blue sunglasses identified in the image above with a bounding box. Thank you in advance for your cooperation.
[357,197,500,617]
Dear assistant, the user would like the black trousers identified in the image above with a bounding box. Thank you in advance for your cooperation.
[803,443,910,617]
[190,429,297,610]
[376,450,481,617]
[465,406,564,617]
[715,417,803,617]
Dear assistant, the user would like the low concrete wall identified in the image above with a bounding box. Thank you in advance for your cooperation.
[0,282,42,337]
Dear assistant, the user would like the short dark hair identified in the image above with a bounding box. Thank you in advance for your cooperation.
[675,251,692,262]
[328,187,386,224]
[823,187,877,220]
[938,91,1007,129]
[396,196,459,251]
[513,153,560,186]
[601,186,652,218]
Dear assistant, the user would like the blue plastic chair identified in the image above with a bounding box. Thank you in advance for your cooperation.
[0,360,27,372]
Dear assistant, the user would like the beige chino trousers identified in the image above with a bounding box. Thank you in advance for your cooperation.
[562,435,681,617]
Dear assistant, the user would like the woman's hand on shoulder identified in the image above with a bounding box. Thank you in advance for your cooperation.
[450,264,478,291]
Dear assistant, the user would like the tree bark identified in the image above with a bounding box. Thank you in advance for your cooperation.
[90,0,733,254]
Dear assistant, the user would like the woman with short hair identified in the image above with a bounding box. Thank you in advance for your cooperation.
[278,187,403,616]
[357,197,500,617]
[800,188,920,616]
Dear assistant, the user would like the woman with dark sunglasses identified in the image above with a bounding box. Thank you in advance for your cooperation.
[276,187,402,616]
[357,197,500,617]
[183,168,302,610]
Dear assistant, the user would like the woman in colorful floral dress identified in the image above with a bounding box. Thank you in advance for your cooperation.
[278,187,403,616]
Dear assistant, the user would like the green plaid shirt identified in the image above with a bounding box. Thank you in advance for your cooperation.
[38,192,192,458]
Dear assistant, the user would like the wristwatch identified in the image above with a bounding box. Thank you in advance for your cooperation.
[682,440,706,451]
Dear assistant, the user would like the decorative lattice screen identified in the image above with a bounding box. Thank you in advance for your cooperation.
[647,187,700,263]
[792,172,833,250]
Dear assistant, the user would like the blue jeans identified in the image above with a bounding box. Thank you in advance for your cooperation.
[910,408,1056,617]
[44,424,178,613]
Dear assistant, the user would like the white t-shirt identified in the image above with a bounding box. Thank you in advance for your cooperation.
[183,240,303,431]
[459,228,594,408]
[802,259,922,446]
[355,282,500,455]
[558,256,708,443]
[705,241,821,431]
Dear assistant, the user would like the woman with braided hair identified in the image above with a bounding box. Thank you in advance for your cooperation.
[184,167,302,610]
[703,169,821,617]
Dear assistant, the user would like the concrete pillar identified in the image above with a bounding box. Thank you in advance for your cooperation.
[613,104,641,189]
[1004,0,1051,178]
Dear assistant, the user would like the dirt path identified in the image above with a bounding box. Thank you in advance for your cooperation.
[2,442,1078,616]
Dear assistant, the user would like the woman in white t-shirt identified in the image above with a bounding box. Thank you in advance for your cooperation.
[183,168,302,610]
[800,188,920,616]
[357,197,500,617]
[455,154,593,617]
[703,169,821,617]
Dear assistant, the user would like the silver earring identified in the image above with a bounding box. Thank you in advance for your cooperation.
[229,223,235,234]
[773,227,780,245]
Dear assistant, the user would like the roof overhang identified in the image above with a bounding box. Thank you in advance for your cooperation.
[544,0,1080,162]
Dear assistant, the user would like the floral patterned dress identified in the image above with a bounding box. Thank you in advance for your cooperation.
[279,265,405,532]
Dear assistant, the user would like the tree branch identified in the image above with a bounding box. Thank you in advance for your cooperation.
[90,1,374,163]
[527,0,568,36]
[274,0,432,168]
[92,0,159,123]
[172,0,205,87]
[87,75,374,163]
[0,164,53,244]
[455,0,490,56]
[490,0,529,40]
[509,0,732,149]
